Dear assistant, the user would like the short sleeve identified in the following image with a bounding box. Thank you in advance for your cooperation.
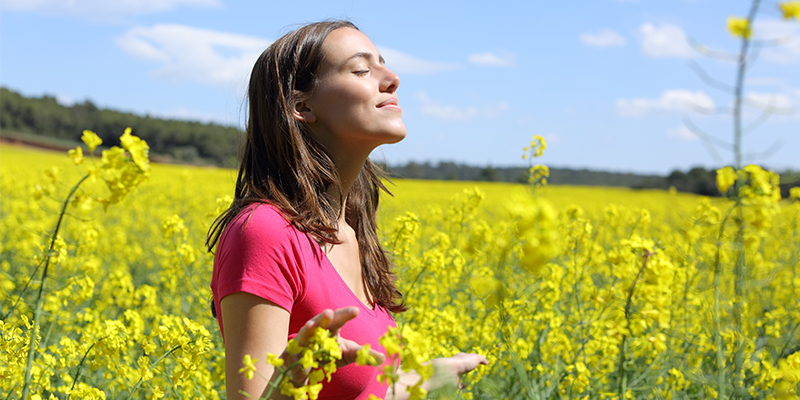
[212,204,307,314]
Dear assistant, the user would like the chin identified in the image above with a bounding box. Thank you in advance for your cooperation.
[384,128,407,144]
[387,121,407,142]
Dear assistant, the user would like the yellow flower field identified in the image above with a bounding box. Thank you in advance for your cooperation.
[1,142,799,399]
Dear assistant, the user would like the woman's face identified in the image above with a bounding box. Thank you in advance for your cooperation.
[299,28,406,156]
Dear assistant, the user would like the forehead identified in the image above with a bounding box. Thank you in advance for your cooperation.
[320,27,380,65]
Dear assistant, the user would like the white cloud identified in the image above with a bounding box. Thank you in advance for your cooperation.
[2,0,220,20]
[616,90,715,117]
[753,19,800,64]
[55,93,76,107]
[580,29,627,48]
[468,51,515,67]
[639,23,694,58]
[150,107,232,125]
[745,80,800,108]
[116,24,269,88]
[746,92,795,108]
[666,125,698,141]
[747,77,785,87]
[543,133,562,145]
[377,47,461,74]
[416,92,508,121]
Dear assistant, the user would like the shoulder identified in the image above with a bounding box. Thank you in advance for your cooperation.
[226,203,299,245]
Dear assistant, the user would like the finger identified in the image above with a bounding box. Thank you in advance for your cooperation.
[337,337,386,366]
[473,354,489,365]
[456,352,488,365]
[340,348,386,366]
[452,354,489,374]
[295,309,333,347]
[372,350,386,365]
[324,307,359,336]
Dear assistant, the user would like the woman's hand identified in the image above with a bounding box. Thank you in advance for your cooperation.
[221,294,384,400]
[388,352,488,399]
[430,353,489,389]
[279,307,386,385]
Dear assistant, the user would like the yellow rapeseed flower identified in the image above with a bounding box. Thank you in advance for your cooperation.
[716,166,737,194]
[531,135,547,157]
[238,354,257,380]
[529,164,550,186]
[299,348,318,369]
[286,337,303,355]
[779,1,800,20]
[356,343,378,366]
[379,327,402,357]
[120,127,150,172]
[81,130,102,152]
[727,16,752,39]
[469,275,500,298]
[522,135,547,161]
[266,353,284,367]
[151,387,165,399]
[68,146,84,165]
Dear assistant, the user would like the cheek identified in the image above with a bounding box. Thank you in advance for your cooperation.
[317,85,373,119]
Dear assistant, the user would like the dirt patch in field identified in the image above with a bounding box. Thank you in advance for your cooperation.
[0,137,70,153]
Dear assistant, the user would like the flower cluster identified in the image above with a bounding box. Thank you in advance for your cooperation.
[727,1,800,39]
[249,328,342,400]
[378,326,434,400]
[522,135,549,188]
[1,130,221,399]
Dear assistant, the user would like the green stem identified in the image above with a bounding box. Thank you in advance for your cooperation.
[714,204,736,399]
[68,336,106,398]
[21,174,88,400]
[172,237,202,294]
[1,256,47,321]
[732,209,746,396]
[125,344,182,400]
[617,250,651,399]
[731,2,760,392]
[733,0,761,171]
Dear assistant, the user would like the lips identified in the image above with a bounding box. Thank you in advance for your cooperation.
[377,97,401,111]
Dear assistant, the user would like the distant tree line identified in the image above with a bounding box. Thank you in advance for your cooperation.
[382,161,799,198]
[0,87,242,166]
[380,161,663,187]
[633,167,799,199]
[2,87,797,197]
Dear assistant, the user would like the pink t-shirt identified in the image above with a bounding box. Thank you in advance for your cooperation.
[211,203,396,400]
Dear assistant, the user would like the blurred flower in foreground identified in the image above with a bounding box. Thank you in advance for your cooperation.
[727,16,752,39]
[82,129,103,151]
[779,1,800,20]
[716,166,737,194]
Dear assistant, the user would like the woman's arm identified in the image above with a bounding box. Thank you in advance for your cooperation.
[221,292,292,400]
[221,293,385,399]
[385,353,489,400]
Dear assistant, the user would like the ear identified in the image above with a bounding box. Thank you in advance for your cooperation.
[293,100,316,124]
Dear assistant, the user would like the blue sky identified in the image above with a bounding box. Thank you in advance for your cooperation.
[1,0,798,174]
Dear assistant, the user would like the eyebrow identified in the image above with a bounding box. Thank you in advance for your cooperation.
[345,51,385,65]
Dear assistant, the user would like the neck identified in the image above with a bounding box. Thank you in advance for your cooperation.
[325,146,371,221]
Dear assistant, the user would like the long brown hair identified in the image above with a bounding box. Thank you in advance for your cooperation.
[206,20,405,313]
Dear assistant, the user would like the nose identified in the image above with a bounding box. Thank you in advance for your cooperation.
[380,67,400,93]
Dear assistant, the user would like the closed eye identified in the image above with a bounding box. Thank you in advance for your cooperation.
[354,70,370,76]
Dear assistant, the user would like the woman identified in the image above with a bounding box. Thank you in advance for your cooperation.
[208,20,487,399]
